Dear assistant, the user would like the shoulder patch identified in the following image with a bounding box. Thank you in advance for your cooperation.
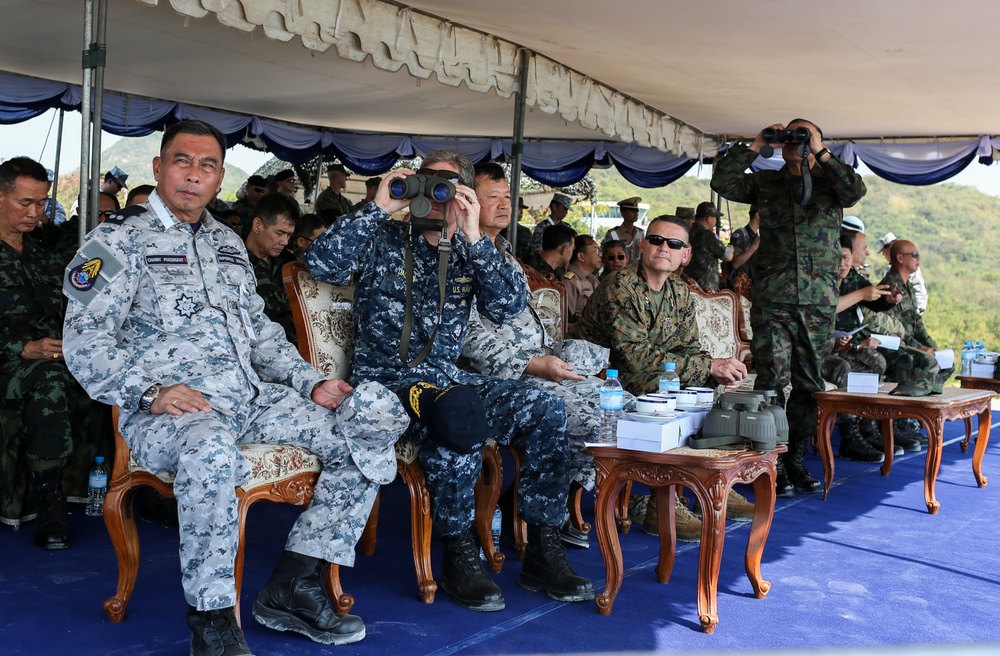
[101,204,148,225]
[63,239,126,305]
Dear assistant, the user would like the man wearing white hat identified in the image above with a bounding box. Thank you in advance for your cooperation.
[875,231,927,314]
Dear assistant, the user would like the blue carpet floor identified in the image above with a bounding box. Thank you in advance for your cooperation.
[3,413,1000,655]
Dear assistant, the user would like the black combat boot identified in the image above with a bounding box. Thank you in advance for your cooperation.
[784,438,821,495]
[892,420,922,452]
[520,524,595,602]
[31,467,68,550]
[253,550,365,644]
[187,605,254,656]
[774,459,794,498]
[837,418,884,464]
[440,532,505,611]
[858,419,903,456]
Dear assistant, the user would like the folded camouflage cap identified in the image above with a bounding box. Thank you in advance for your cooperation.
[335,380,409,484]
[552,339,610,377]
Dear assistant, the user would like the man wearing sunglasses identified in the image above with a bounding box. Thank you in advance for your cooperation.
[601,239,629,278]
[712,118,867,497]
[571,216,747,396]
[879,240,950,362]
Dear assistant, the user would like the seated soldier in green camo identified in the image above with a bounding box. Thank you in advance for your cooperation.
[244,193,300,345]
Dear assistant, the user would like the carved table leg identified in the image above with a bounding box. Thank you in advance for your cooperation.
[653,485,676,584]
[692,475,726,634]
[880,417,895,477]
[962,416,972,453]
[972,407,992,488]
[594,476,629,616]
[745,456,775,600]
[922,415,945,514]
[817,403,837,500]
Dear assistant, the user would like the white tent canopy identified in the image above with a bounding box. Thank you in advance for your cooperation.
[2,0,1000,178]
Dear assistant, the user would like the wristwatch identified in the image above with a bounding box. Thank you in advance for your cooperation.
[139,384,162,413]
[815,147,831,161]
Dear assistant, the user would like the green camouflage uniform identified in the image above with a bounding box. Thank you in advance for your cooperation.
[568,262,712,396]
[878,267,950,392]
[683,222,727,291]
[712,144,866,454]
[0,235,76,464]
[314,188,353,222]
[527,254,565,281]
[247,249,298,345]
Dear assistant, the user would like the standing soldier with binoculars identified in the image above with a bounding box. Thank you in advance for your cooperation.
[711,119,867,498]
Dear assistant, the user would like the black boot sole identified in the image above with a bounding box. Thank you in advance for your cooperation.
[252,603,365,645]
[518,572,595,602]
[439,580,506,612]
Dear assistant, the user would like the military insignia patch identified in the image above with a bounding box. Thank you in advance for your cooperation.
[218,245,242,255]
[175,294,199,318]
[69,258,103,291]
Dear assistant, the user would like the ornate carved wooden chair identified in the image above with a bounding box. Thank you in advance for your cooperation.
[731,272,754,346]
[102,407,350,626]
[282,261,505,603]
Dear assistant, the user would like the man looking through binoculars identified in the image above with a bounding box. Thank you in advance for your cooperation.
[712,119,867,498]
[305,150,594,613]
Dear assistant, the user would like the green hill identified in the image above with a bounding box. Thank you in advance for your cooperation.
[580,167,1000,353]
[54,133,249,206]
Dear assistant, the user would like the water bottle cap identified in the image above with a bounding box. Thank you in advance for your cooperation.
[664,362,676,371]
[95,456,105,463]
[606,369,618,378]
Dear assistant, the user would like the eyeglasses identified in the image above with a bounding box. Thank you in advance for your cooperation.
[605,254,626,261]
[900,251,920,259]
[645,234,689,250]
[98,210,116,219]
[416,168,463,186]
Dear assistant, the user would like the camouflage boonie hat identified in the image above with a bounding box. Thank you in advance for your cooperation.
[552,339,610,377]
[335,380,408,484]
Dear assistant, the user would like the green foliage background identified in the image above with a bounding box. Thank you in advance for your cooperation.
[571,168,1000,354]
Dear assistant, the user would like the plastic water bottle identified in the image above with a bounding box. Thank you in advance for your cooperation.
[491,507,502,553]
[975,340,987,361]
[961,341,975,376]
[658,362,680,394]
[599,370,624,444]
[86,456,108,517]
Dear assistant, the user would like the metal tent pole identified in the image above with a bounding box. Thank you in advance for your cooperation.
[49,109,65,222]
[87,0,109,232]
[506,49,530,252]
[78,0,95,243]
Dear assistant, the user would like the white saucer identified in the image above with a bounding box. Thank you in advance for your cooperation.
[624,410,680,423]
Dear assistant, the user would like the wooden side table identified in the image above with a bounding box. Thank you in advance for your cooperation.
[814,385,994,514]
[584,444,783,634]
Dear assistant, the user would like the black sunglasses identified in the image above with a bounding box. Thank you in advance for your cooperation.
[605,253,626,261]
[416,168,463,186]
[900,251,920,259]
[98,210,116,218]
[645,234,688,250]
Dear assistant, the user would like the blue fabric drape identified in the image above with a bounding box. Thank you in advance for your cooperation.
[3,71,995,186]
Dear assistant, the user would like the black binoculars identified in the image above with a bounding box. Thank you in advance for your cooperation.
[759,127,810,159]
[389,174,457,219]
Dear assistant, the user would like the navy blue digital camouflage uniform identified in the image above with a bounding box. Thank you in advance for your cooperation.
[305,202,572,536]
[62,192,408,611]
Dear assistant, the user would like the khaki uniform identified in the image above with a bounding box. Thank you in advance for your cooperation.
[562,263,599,323]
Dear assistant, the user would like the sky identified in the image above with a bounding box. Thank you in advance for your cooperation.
[3,109,1000,198]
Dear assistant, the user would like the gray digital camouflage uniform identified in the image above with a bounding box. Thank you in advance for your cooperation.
[568,262,713,396]
[62,191,408,611]
[305,203,572,536]
[458,237,635,492]
[712,144,866,448]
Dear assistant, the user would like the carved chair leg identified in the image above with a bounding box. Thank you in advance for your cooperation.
[232,491,254,629]
[568,482,590,533]
[475,443,505,573]
[324,564,355,614]
[505,445,528,560]
[399,460,437,603]
[102,483,141,623]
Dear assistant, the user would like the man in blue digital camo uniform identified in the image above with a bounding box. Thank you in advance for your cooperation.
[712,119,867,497]
[305,150,594,613]
[62,120,410,656]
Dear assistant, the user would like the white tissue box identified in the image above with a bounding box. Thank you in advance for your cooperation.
[847,372,880,394]
[616,417,687,453]
[971,362,995,378]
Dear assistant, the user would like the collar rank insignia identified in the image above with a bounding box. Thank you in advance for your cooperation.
[69,258,103,291]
